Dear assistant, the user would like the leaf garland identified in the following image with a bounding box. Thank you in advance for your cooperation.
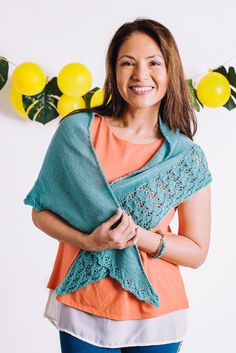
[22,77,63,124]
[0,58,9,90]
[0,56,236,124]
[213,66,236,110]
[187,79,203,112]
[187,65,236,112]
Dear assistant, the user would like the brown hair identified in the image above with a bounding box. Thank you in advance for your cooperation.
[64,17,197,139]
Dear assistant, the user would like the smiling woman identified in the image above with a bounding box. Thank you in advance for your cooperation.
[67,18,196,139]
[111,31,168,141]
[115,32,168,113]
[24,18,212,353]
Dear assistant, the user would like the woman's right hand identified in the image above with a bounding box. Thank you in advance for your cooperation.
[87,208,140,251]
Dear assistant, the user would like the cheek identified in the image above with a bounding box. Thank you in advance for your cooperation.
[116,72,129,94]
[157,72,168,91]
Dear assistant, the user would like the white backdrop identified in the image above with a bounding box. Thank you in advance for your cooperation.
[1,0,235,352]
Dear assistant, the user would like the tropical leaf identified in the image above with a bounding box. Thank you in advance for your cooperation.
[231,88,236,99]
[187,79,202,112]
[213,65,227,76]
[222,96,236,111]
[214,65,236,87]
[213,65,236,110]
[0,57,9,90]
[22,77,63,124]
[222,87,236,111]
[227,66,236,88]
[83,86,100,107]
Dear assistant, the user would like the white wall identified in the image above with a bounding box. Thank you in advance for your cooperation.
[1,0,235,352]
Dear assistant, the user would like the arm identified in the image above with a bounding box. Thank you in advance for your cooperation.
[137,184,211,269]
[32,208,90,249]
[31,207,137,251]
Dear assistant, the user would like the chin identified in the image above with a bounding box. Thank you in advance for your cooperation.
[127,101,160,111]
[123,95,161,108]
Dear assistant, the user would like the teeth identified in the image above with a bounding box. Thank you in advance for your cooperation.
[131,86,153,92]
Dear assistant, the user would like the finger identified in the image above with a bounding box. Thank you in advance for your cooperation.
[127,226,139,242]
[108,213,130,245]
[106,208,123,229]
[127,214,134,224]
[115,231,138,250]
[126,233,138,246]
[121,215,135,241]
[109,213,135,246]
[123,230,135,244]
[120,215,136,242]
[127,234,136,242]
[112,210,129,234]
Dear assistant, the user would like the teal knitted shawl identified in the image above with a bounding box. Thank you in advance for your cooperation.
[24,112,212,307]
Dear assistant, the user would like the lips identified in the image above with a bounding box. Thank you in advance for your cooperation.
[129,86,154,94]
[129,86,154,96]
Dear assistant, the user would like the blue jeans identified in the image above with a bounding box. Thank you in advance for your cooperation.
[59,331,183,353]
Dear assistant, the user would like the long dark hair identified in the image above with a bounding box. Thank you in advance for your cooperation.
[63,18,197,139]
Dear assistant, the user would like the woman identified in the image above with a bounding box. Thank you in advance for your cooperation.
[24,18,212,353]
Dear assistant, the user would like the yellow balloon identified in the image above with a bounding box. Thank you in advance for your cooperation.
[196,71,231,107]
[57,94,86,117]
[10,85,28,118]
[90,88,105,107]
[57,63,93,97]
[12,62,47,96]
[90,89,112,107]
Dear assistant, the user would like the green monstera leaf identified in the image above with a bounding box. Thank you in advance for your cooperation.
[213,65,236,111]
[82,86,100,107]
[22,77,63,124]
[187,79,203,112]
[0,58,9,90]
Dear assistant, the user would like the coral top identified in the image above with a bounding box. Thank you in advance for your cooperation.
[46,114,189,320]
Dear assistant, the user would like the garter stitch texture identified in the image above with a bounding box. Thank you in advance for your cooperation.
[24,112,212,307]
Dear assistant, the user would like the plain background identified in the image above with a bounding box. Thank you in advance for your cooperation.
[1,0,235,352]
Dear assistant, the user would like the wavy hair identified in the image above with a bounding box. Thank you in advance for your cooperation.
[63,18,197,139]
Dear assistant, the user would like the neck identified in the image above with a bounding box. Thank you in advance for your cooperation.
[110,106,162,139]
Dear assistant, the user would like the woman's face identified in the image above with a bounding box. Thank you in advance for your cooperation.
[115,32,168,112]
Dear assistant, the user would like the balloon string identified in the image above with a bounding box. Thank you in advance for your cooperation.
[221,54,236,67]
[1,53,236,80]
[187,54,236,81]
[0,56,17,67]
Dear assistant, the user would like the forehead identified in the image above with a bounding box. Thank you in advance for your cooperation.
[117,32,162,57]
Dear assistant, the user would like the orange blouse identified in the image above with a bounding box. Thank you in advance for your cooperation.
[47,114,189,320]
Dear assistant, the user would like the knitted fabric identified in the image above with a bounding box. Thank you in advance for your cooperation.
[24,112,212,307]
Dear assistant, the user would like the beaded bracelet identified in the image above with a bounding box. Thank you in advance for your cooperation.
[157,240,166,258]
[148,230,166,259]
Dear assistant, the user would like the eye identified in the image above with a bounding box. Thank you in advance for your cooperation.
[120,61,135,67]
[150,61,161,66]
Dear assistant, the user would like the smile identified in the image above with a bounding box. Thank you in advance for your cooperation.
[129,86,154,95]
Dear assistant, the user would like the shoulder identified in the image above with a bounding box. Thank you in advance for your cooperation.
[176,132,208,159]
[188,143,211,170]
[55,111,95,138]
[183,140,212,183]
[175,132,212,176]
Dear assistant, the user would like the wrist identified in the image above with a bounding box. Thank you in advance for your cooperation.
[79,231,94,251]
[148,234,164,258]
[137,227,161,252]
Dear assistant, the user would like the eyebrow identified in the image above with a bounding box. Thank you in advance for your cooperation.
[118,54,163,61]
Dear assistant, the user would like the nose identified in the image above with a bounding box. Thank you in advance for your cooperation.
[132,62,149,81]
